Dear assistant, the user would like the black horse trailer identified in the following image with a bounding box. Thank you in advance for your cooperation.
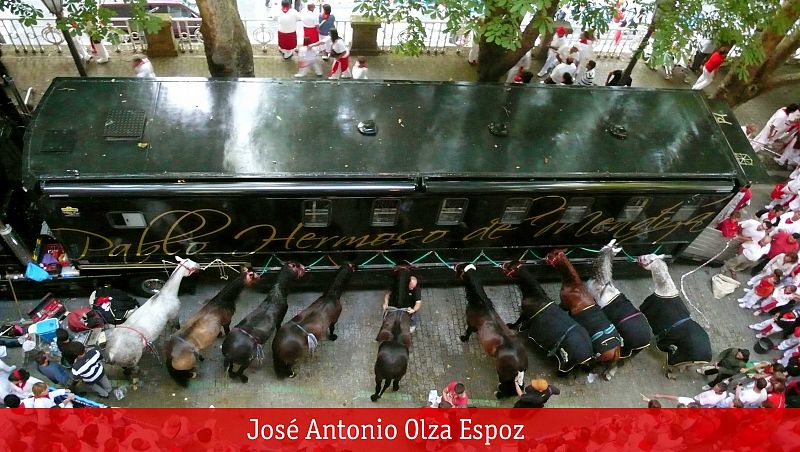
[0,78,764,297]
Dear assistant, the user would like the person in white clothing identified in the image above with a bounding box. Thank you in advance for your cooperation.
[779,211,800,235]
[311,29,350,79]
[738,378,769,407]
[132,55,156,78]
[4,368,43,399]
[300,3,320,45]
[575,31,594,77]
[68,32,92,62]
[753,104,799,153]
[537,26,567,77]
[505,50,531,83]
[25,382,74,409]
[556,43,581,68]
[277,0,300,59]
[721,235,772,276]
[544,57,576,84]
[352,56,368,79]
[294,37,324,77]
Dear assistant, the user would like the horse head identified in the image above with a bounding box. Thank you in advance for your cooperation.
[544,249,566,267]
[241,266,260,288]
[393,262,413,274]
[601,239,623,257]
[174,256,201,276]
[501,260,524,278]
[455,263,476,280]
[636,254,666,271]
[285,262,307,279]
[343,262,359,272]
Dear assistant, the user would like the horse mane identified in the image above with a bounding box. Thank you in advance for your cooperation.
[515,266,550,301]
[550,252,583,286]
[389,267,411,308]
[322,263,356,299]
[463,269,496,310]
[207,269,250,310]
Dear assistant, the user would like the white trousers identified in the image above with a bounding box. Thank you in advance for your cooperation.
[296,61,323,76]
[692,67,715,90]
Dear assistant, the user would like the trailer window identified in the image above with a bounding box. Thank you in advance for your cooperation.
[107,212,147,229]
[371,198,400,227]
[617,197,651,222]
[303,199,332,227]
[671,197,706,222]
[437,198,468,226]
[560,197,594,224]
[501,198,533,225]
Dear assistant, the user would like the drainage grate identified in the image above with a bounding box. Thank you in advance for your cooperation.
[103,108,146,139]
[41,129,76,153]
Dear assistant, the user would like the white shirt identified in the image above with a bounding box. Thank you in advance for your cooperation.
[739,219,764,241]
[135,59,156,78]
[779,213,800,234]
[2,376,43,399]
[739,387,768,406]
[352,64,368,79]
[548,35,566,56]
[298,45,320,64]
[693,389,727,407]
[514,51,532,71]
[576,41,594,65]
[330,38,347,56]
[300,8,318,28]
[550,62,577,84]
[277,8,300,33]
[557,44,580,65]
[742,240,769,261]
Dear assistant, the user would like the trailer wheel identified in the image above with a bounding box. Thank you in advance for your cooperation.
[129,276,166,298]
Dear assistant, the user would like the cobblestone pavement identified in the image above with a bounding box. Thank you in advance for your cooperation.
[0,261,766,408]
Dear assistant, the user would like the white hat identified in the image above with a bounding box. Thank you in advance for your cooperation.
[0,345,6,358]
[22,340,36,352]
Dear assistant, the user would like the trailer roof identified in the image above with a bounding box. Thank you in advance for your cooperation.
[24,78,749,183]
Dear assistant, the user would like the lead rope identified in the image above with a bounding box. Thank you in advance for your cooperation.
[678,239,736,328]
[115,325,161,364]
[234,327,264,364]
[293,322,318,356]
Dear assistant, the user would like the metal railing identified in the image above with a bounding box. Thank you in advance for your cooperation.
[0,15,648,59]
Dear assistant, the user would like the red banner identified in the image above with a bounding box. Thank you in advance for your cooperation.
[0,408,795,451]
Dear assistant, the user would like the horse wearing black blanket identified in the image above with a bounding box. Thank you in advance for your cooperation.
[503,261,593,373]
[637,254,712,379]
[586,240,653,364]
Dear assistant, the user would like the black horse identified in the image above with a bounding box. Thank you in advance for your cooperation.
[272,263,357,379]
[503,261,593,373]
[371,265,413,402]
[221,262,306,383]
[457,263,528,398]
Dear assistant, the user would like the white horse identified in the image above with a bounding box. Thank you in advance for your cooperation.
[637,254,712,378]
[106,256,201,384]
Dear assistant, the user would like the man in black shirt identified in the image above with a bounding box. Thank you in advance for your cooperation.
[383,276,423,333]
[513,378,560,408]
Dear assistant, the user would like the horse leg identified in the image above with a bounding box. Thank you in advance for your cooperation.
[459,325,475,342]
[506,314,524,330]
[196,352,205,362]
[237,361,251,384]
[222,325,230,336]
[392,376,402,392]
[370,377,383,402]
[328,323,338,341]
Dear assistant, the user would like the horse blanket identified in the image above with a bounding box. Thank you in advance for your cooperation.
[572,304,623,356]
[601,293,653,358]
[640,293,712,366]
[524,302,593,372]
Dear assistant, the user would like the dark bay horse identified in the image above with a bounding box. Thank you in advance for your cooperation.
[272,263,357,379]
[371,265,413,402]
[221,262,306,383]
[545,249,622,381]
[457,263,528,398]
[165,267,260,386]
[502,261,593,373]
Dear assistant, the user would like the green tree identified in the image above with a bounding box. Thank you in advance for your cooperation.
[0,0,254,78]
[354,0,615,82]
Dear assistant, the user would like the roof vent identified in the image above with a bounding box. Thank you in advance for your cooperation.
[103,108,146,140]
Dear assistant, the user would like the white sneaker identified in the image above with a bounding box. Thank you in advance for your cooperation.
[409,326,416,333]
[96,58,109,64]
[293,73,303,78]
[756,333,767,339]
[587,373,597,384]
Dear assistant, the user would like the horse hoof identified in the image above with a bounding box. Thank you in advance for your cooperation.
[392,384,400,392]
[228,371,236,379]
[240,375,249,383]
[370,395,379,402]
[191,372,198,379]
[289,372,296,379]
[329,334,338,341]
[198,355,205,362]
[459,335,468,342]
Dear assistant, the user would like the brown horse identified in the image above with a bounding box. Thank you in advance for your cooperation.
[457,263,528,399]
[545,249,622,380]
[164,267,259,386]
[371,264,413,402]
[272,263,357,378]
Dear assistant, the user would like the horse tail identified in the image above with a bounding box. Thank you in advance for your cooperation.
[272,330,302,378]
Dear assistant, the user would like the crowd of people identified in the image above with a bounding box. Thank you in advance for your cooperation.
[276,1,369,80]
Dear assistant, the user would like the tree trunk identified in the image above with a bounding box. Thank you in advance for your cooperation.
[532,2,563,60]
[196,0,255,77]
[477,11,545,82]
[616,24,653,85]
[712,2,800,107]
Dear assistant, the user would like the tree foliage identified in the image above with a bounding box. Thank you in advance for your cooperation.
[0,0,161,43]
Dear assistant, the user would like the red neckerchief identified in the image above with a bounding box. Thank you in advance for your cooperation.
[580,38,588,44]
[322,13,329,20]
[34,393,49,399]
[282,5,290,12]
